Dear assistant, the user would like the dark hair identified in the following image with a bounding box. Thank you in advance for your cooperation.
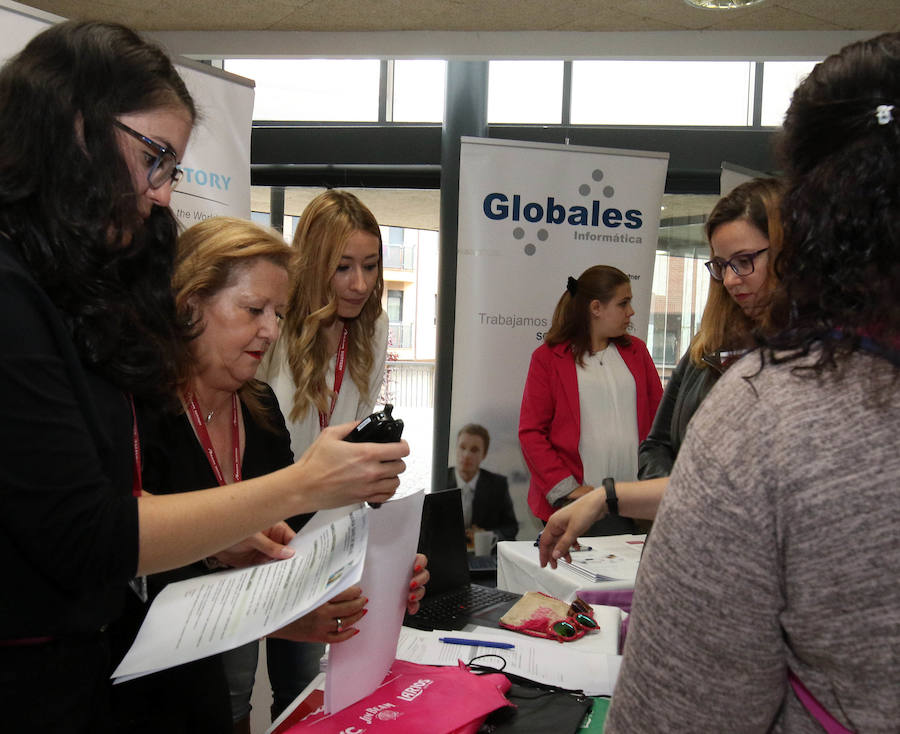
[457,423,490,455]
[545,265,631,366]
[690,177,785,366]
[769,32,900,371]
[0,21,196,397]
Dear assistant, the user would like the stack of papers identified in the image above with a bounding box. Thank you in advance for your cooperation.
[559,547,641,583]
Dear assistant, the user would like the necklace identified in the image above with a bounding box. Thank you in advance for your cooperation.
[205,409,215,424]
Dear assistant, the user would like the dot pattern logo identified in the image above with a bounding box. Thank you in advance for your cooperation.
[516,168,615,255]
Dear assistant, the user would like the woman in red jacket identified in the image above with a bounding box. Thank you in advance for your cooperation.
[519,265,662,535]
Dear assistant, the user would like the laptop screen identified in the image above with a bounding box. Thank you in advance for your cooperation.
[415,488,470,597]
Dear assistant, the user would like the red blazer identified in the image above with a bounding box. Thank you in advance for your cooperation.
[518,337,663,522]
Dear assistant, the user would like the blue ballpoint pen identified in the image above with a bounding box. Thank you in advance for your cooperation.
[439,637,515,650]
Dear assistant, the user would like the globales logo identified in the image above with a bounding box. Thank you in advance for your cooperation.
[482,167,644,256]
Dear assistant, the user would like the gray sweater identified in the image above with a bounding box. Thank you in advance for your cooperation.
[606,349,900,733]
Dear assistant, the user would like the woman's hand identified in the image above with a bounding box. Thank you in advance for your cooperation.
[406,553,430,615]
[539,491,608,569]
[209,521,296,568]
[269,586,367,643]
[290,421,410,510]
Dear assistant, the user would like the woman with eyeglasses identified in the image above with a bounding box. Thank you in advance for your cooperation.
[606,32,900,731]
[0,22,407,733]
[538,178,784,565]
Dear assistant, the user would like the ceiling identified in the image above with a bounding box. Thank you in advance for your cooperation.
[12,0,899,33]
[12,0,895,236]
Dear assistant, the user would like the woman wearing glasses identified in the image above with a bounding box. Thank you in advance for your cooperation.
[637,177,784,480]
[0,22,407,733]
[539,178,784,564]
[607,32,900,731]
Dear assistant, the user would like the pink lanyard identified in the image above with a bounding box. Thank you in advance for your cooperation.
[129,395,143,497]
[185,392,242,485]
[318,325,350,431]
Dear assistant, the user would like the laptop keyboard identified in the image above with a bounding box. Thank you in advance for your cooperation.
[414,584,520,627]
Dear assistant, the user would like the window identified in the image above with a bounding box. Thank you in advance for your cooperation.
[488,60,565,124]
[571,61,754,126]
[223,59,381,121]
[760,61,820,127]
[387,289,404,322]
[392,60,445,122]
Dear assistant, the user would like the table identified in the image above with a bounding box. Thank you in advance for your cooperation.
[497,534,646,600]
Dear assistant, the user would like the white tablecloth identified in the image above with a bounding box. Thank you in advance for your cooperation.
[497,534,646,600]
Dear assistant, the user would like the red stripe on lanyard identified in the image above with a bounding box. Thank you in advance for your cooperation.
[319,325,350,431]
[185,392,242,485]
[130,394,142,497]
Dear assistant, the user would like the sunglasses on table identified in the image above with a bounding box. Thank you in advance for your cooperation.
[548,597,599,642]
[114,119,183,189]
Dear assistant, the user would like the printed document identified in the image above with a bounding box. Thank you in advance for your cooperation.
[112,505,368,683]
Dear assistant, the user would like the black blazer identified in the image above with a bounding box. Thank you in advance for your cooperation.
[446,467,518,541]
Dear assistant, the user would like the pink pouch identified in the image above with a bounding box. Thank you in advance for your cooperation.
[284,660,511,733]
[499,591,598,643]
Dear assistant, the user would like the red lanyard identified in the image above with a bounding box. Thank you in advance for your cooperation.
[185,392,242,485]
[129,394,143,497]
[318,325,350,431]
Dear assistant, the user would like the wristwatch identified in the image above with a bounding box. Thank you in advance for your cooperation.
[601,477,619,516]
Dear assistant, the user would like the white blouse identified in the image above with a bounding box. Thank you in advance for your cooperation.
[576,344,639,485]
[261,311,389,461]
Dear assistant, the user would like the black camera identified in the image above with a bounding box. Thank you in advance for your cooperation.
[343,404,404,507]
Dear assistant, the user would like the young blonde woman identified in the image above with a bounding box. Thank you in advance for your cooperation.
[518,264,663,536]
[257,189,391,721]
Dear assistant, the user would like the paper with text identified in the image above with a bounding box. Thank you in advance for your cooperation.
[396,622,622,696]
[325,491,425,713]
[112,505,367,683]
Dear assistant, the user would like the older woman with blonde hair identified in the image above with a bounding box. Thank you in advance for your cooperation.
[110,216,427,733]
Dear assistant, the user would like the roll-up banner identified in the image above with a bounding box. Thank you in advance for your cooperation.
[0,2,253,225]
[451,137,669,539]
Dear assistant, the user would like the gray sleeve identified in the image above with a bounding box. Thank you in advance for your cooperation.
[545,475,580,506]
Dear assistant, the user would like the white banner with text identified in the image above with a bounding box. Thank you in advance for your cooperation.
[451,137,668,538]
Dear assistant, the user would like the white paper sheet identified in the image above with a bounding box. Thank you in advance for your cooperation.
[396,618,622,696]
[112,505,368,683]
[325,491,425,713]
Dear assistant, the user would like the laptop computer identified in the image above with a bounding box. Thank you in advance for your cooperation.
[403,488,520,631]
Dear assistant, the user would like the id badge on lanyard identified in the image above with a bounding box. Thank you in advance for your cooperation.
[129,395,148,603]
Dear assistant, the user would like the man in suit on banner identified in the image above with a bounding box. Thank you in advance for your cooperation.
[447,424,518,546]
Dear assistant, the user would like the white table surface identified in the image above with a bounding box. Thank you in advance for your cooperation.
[497,534,646,600]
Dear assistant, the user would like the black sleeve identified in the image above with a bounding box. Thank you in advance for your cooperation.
[0,256,139,597]
[637,351,689,480]
[252,382,311,532]
[493,474,519,541]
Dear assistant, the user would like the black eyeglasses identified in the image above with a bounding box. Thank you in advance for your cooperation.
[114,120,182,189]
[704,248,768,281]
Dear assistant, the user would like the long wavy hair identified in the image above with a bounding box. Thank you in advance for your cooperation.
[768,31,900,372]
[283,190,385,421]
[0,21,195,398]
[545,265,631,367]
[173,217,294,430]
[689,177,785,367]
